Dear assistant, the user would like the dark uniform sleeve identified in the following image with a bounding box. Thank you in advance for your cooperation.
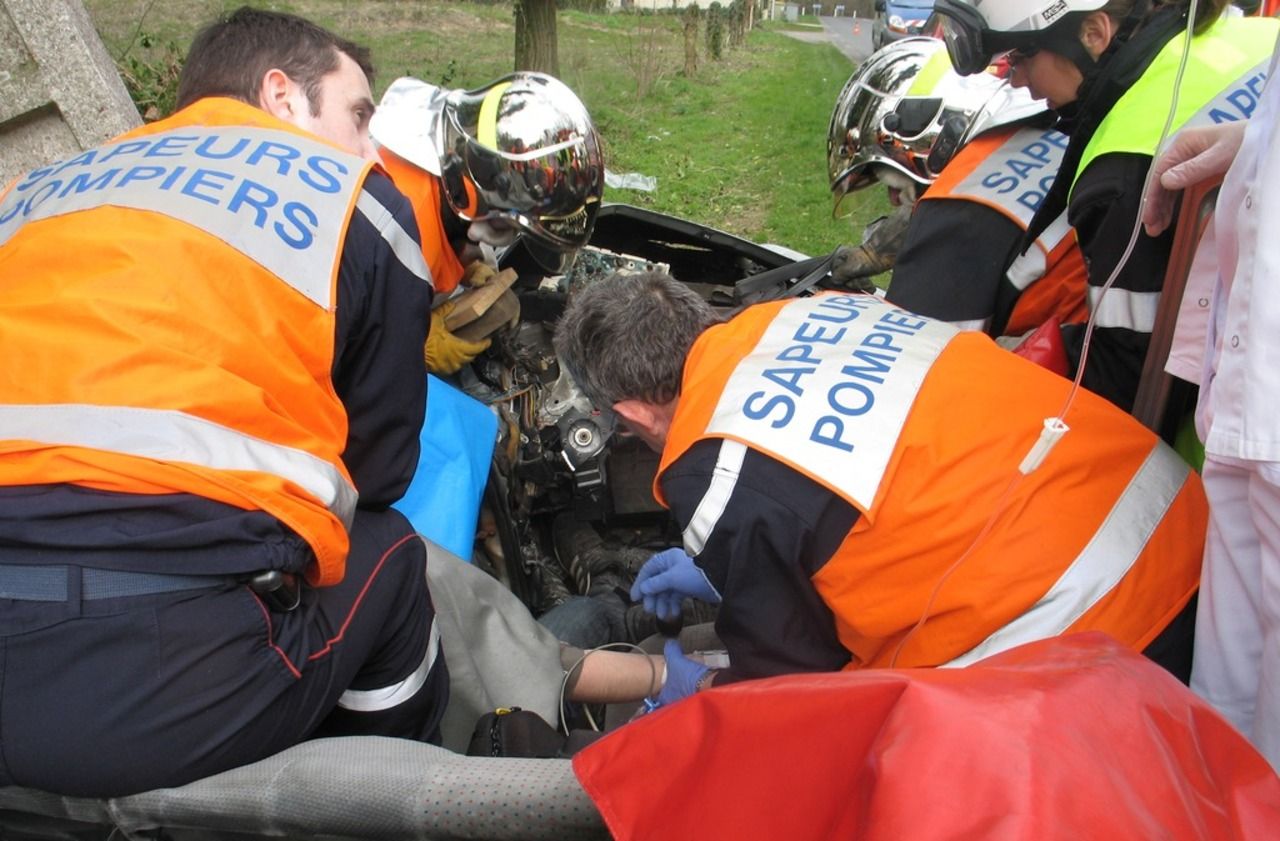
[886,199,1024,331]
[1066,152,1175,412]
[659,439,856,683]
[332,171,434,509]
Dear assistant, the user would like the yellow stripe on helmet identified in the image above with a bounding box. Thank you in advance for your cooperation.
[906,49,953,97]
[477,81,514,149]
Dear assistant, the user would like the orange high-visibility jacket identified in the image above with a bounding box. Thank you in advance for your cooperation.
[920,124,1089,337]
[657,294,1204,668]
[379,148,462,294]
[0,98,374,586]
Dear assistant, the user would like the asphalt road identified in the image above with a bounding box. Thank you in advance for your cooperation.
[780,16,877,66]
[821,15,877,65]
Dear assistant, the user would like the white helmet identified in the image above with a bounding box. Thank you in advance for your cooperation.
[932,0,1109,75]
[827,37,1045,215]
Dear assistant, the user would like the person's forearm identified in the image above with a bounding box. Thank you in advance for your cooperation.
[561,646,666,703]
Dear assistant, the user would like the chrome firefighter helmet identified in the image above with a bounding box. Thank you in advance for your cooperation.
[933,0,1109,75]
[439,72,604,273]
[826,36,1045,216]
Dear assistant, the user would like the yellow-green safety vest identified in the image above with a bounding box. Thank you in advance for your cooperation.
[1071,14,1279,197]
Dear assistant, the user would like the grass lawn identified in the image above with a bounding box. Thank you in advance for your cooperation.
[83,1,891,261]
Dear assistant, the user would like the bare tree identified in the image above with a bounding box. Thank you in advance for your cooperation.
[682,5,701,77]
[729,0,746,48]
[514,0,559,75]
[623,11,670,97]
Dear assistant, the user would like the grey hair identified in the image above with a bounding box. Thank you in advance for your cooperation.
[553,270,723,410]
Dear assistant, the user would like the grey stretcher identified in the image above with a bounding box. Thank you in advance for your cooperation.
[0,544,610,840]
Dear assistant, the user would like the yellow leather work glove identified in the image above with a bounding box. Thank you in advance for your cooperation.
[425,302,491,375]
[460,261,498,288]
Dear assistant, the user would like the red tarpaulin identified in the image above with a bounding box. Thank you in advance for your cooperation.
[575,633,1280,840]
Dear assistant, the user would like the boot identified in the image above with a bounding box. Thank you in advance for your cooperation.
[551,512,604,595]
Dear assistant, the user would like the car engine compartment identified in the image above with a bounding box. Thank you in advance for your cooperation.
[451,204,817,613]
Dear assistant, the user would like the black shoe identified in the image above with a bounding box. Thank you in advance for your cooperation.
[551,512,604,595]
[533,561,573,614]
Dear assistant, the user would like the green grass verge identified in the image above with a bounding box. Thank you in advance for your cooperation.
[83,1,890,259]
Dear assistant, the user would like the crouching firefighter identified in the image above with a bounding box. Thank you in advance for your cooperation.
[555,273,1205,702]
[0,8,449,797]
[826,36,1089,340]
[370,71,605,374]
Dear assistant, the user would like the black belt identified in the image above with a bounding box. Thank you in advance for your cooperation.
[0,564,239,602]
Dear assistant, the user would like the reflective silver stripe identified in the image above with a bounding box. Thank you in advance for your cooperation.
[1088,287,1161,333]
[1005,208,1074,293]
[944,444,1188,667]
[1035,210,1075,254]
[948,317,990,333]
[1005,244,1046,293]
[338,618,441,712]
[355,189,433,288]
[0,404,356,530]
[682,439,747,557]
[0,127,367,309]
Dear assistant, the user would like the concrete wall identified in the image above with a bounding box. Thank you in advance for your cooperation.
[0,0,140,185]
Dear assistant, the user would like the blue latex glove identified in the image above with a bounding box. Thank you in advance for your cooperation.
[657,638,710,706]
[629,547,721,621]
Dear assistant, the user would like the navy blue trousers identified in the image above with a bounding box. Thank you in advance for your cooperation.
[0,508,448,797]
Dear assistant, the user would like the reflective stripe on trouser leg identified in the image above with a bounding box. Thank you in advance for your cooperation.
[337,618,441,712]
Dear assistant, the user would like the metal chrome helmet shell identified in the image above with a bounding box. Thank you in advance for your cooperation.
[439,72,604,272]
[828,38,941,210]
[827,36,1045,216]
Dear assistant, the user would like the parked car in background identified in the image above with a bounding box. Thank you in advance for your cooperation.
[872,0,938,49]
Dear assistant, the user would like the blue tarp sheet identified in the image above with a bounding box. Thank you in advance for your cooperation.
[393,375,496,561]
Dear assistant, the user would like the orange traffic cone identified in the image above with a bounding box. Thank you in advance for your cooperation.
[854,21,861,34]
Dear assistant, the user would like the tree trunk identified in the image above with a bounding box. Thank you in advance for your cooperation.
[514,0,559,76]
[682,7,700,77]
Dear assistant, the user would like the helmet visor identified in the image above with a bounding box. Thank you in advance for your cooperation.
[828,79,897,216]
[831,92,946,218]
[935,0,1045,76]
[440,81,603,253]
[935,2,995,76]
[832,170,879,219]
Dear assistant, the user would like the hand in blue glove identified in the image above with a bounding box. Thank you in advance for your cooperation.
[629,547,721,621]
[657,638,710,706]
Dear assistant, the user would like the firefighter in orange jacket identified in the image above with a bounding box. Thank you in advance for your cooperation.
[0,8,451,798]
[828,37,1088,339]
[554,272,1205,700]
[370,73,604,374]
